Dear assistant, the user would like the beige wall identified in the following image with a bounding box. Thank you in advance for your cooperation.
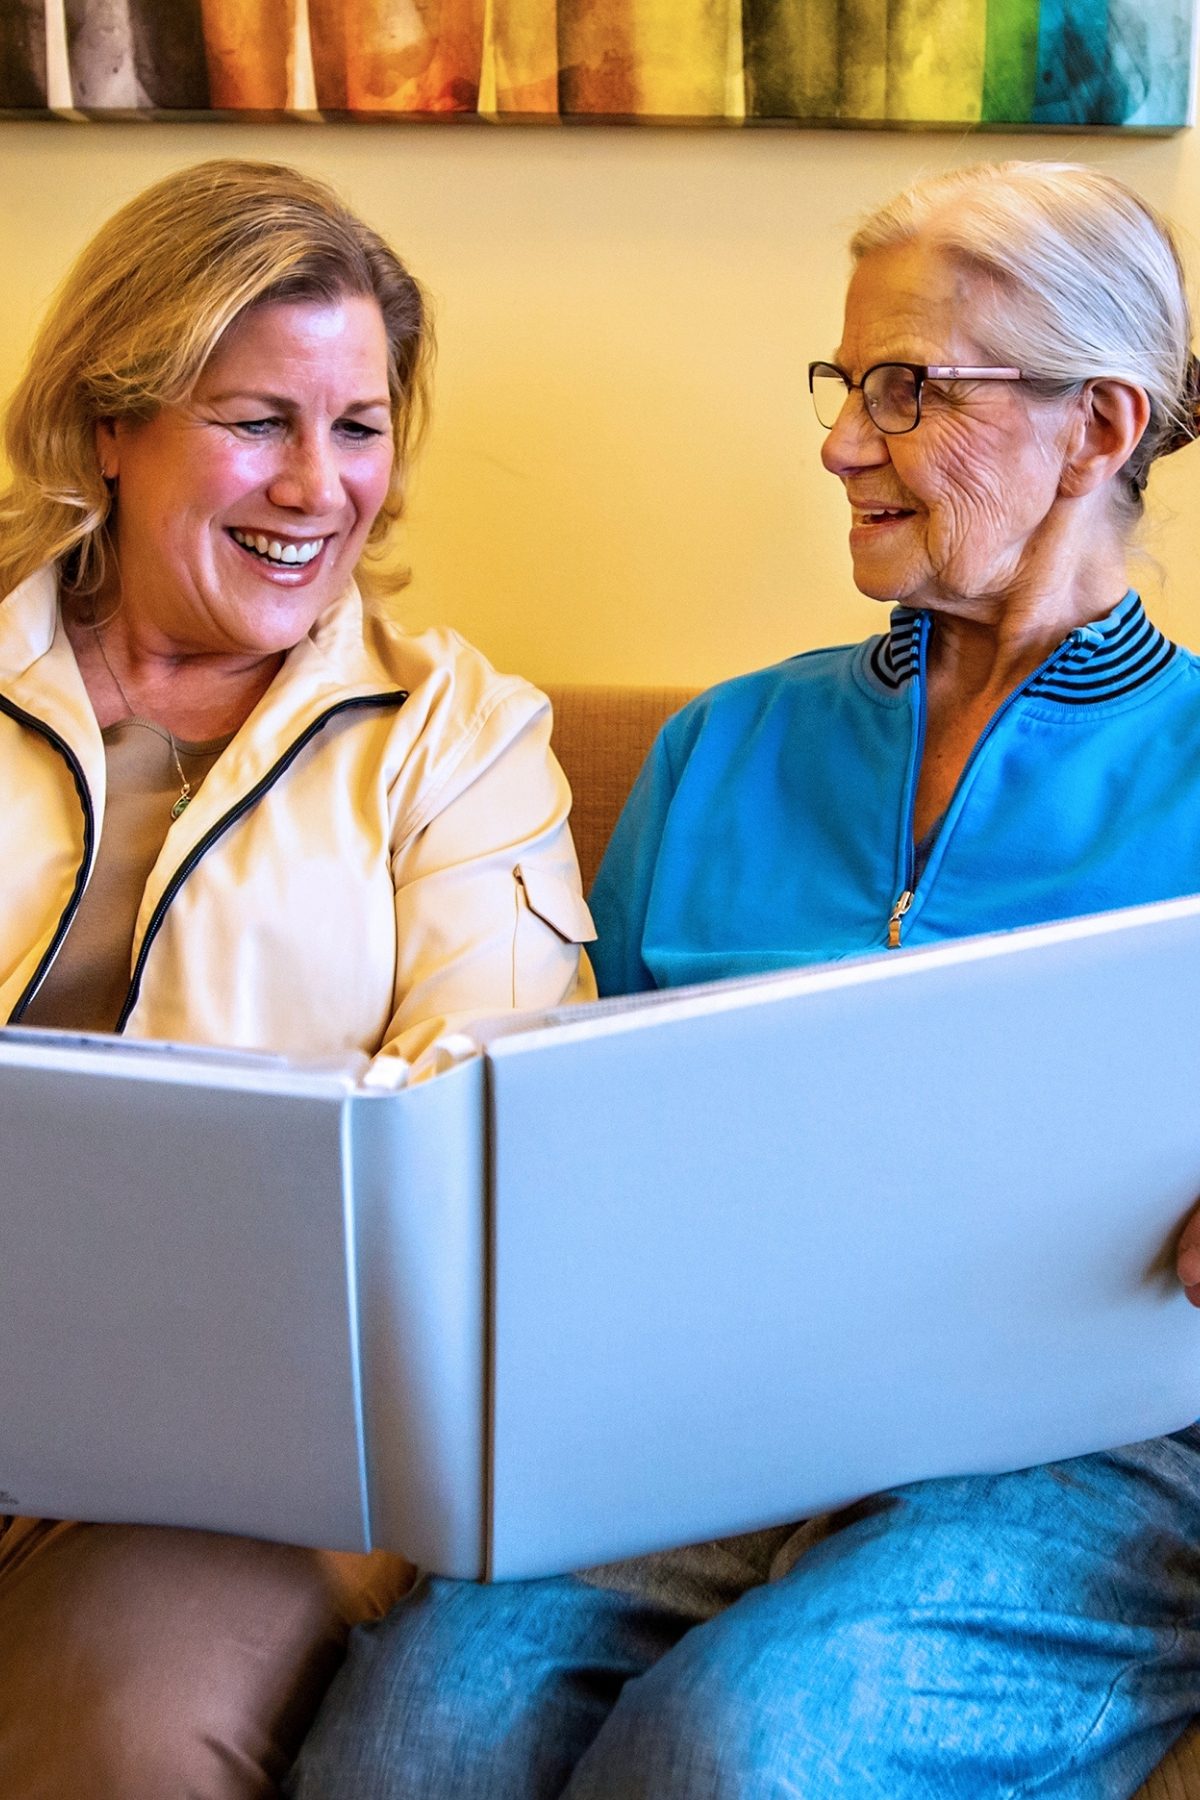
[1,116,1198,687]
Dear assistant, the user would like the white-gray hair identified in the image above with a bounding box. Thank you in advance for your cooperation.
[850,161,1197,522]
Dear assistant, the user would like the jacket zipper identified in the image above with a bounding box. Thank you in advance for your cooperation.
[885,622,1086,950]
[6,688,407,1027]
[887,889,913,949]
[887,615,929,949]
[2,696,96,1021]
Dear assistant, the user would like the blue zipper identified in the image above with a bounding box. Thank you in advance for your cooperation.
[885,619,1091,949]
[887,613,930,947]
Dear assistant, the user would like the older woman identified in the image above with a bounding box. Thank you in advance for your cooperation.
[292,163,1200,1798]
[0,159,593,1797]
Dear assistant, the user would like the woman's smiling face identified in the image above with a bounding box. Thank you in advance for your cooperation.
[96,293,394,658]
[820,238,1077,617]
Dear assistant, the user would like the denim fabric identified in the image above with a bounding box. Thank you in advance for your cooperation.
[288,1428,1200,1800]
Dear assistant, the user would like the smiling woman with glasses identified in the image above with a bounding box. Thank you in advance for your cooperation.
[293,163,1200,1800]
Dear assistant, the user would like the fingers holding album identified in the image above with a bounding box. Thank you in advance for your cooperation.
[1176,1201,1200,1306]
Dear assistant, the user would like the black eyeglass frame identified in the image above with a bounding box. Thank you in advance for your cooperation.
[807,360,1025,435]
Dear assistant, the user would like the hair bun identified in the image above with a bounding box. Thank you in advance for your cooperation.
[1161,350,1200,458]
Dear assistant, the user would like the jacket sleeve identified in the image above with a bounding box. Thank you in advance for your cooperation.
[366,685,597,1084]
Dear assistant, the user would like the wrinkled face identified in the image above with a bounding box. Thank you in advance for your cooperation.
[821,239,1075,615]
[96,294,394,658]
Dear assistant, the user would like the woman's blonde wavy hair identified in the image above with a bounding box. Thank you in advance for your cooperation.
[0,158,432,599]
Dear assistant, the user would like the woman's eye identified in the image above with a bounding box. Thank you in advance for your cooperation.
[336,419,385,441]
[230,417,281,437]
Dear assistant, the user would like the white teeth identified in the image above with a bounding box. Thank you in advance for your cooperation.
[232,529,324,566]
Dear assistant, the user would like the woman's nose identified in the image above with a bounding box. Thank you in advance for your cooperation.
[267,433,342,515]
[820,392,890,478]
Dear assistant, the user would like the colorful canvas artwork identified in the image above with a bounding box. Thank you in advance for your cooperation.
[0,0,1193,127]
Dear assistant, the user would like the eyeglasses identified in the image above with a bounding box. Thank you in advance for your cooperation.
[807,361,1024,435]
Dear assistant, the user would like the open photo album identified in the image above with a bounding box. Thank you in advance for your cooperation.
[3,893,1200,1580]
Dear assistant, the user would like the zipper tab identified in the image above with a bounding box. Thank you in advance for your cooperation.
[887,889,914,949]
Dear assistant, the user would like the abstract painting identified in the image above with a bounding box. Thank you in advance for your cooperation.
[0,0,1193,126]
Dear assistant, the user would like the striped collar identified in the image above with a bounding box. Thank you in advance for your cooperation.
[867,591,1177,706]
[868,612,922,691]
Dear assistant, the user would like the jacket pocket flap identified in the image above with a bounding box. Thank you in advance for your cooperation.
[515,864,597,943]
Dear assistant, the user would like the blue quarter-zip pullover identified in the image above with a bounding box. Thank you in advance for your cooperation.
[590,591,1200,996]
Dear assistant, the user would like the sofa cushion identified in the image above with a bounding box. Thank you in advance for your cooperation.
[546,683,695,893]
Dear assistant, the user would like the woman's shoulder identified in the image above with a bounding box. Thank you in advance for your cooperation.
[662,639,869,747]
[362,610,550,736]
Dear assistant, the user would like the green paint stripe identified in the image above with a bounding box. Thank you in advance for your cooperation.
[982,0,1041,120]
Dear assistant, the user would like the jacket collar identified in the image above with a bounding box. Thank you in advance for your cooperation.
[867,609,922,692]
[1023,590,1177,704]
[0,567,107,805]
[867,590,1177,707]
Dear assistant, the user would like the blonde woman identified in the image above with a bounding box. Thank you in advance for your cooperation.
[0,159,593,1797]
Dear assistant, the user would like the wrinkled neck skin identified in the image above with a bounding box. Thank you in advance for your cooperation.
[909,488,1131,847]
[921,486,1130,712]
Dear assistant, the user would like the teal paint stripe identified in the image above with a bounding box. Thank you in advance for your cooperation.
[1110,0,1194,127]
[1032,0,1146,126]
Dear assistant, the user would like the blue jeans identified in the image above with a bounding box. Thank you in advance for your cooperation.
[288,1429,1200,1799]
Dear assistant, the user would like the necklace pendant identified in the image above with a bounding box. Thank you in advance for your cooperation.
[171,793,191,820]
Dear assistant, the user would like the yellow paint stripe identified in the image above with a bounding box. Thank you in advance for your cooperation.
[561,0,736,118]
[887,0,986,123]
[487,0,558,117]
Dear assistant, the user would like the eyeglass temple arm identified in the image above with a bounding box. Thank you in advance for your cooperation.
[924,366,1022,379]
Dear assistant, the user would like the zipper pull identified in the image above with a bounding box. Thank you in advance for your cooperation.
[887,889,914,949]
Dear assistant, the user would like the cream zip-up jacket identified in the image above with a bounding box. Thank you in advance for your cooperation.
[0,567,596,1080]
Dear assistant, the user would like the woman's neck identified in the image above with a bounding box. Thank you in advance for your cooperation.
[909,533,1132,847]
[923,595,1117,709]
[62,589,284,741]
[911,476,1132,698]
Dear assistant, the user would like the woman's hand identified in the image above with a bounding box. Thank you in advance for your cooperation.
[1177,1203,1200,1305]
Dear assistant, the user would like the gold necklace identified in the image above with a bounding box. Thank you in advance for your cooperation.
[91,620,192,820]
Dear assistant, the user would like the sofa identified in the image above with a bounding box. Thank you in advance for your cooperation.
[544,681,1200,1800]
